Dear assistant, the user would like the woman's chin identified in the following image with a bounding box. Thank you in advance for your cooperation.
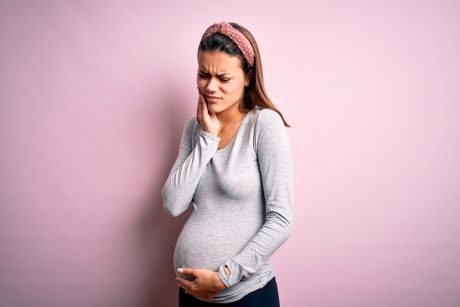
[207,104,221,113]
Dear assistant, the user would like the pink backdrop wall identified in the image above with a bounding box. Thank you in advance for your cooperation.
[1,1,459,306]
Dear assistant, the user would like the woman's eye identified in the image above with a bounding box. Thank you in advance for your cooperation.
[198,75,230,82]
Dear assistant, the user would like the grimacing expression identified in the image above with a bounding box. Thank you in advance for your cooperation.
[197,50,250,114]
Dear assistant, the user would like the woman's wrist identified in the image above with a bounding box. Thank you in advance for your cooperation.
[214,272,227,290]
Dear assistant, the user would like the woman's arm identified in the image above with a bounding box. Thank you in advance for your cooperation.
[161,117,221,217]
[216,109,295,287]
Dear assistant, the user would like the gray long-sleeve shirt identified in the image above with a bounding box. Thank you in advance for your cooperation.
[161,105,294,303]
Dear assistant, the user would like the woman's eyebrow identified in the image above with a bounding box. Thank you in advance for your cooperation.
[198,70,232,76]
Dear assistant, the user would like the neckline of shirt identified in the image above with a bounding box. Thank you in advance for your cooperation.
[215,106,256,153]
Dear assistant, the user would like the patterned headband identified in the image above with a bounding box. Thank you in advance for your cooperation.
[201,21,255,67]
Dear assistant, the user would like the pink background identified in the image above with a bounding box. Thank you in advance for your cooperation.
[1,1,459,306]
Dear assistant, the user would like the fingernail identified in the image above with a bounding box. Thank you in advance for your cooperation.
[178,268,183,273]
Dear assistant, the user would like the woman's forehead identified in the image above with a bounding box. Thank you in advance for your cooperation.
[198,50,241,69]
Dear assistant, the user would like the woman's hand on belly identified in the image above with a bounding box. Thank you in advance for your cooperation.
[176,267,227,300]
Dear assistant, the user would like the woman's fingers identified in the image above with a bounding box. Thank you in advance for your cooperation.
[200,93,208,120]
[198,89,211,127]
[176,277,194,295]
[197,89,202,126]
[196,87,220,136]
[178,267,198,277]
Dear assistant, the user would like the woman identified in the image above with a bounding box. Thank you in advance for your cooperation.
[161,21,294,306]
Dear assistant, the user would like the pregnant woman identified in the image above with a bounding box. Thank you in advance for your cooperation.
[161,21,294,306]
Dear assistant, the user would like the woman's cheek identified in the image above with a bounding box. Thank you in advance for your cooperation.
[221,83,234,94]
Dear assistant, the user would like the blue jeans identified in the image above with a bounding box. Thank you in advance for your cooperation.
[178,276,281,307]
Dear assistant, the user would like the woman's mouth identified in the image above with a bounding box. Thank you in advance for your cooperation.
[206,96,221,103]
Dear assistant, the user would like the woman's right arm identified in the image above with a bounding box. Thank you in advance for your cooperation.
[161,117,221,217]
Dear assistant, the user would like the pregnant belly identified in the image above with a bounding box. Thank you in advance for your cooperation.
[173,211,262,279]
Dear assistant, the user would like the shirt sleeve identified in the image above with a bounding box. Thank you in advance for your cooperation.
[161,117,221,217]
[216,109,295,287]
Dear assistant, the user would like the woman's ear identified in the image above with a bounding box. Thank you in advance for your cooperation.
[244,69,253,87]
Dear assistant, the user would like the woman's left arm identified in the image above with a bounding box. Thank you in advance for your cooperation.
[216,109,295,287]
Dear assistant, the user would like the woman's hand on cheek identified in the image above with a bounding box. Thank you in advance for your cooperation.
[176,267,227,300]
[197,87,220,137]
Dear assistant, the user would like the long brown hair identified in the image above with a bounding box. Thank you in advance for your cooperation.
[197,22,291,127]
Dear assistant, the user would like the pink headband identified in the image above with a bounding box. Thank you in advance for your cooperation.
[201,21,255,67]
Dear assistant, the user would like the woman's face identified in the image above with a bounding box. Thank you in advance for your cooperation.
[197,50,250,114]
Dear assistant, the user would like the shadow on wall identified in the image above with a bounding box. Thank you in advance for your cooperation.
[133,91,194,307]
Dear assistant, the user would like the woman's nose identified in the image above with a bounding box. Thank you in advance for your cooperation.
[205,78,219,93]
